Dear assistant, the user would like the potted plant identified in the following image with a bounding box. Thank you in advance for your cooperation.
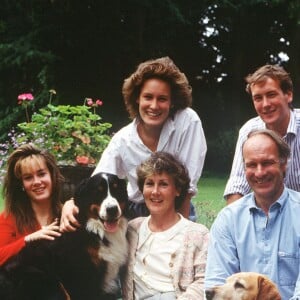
[5,91,113,199]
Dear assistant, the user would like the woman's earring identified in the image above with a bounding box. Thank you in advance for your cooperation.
[22,186,25,192]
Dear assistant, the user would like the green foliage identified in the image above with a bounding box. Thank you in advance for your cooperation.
[0,106,23,141]
[16,104,112,166]
[205,128,239,173]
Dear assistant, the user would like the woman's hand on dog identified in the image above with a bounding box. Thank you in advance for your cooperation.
[59,198,81,232]
[25,219,61,243]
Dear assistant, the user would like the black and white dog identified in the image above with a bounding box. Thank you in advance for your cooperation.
[0,173,129,300]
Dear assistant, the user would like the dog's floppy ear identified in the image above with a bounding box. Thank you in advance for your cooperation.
[74,177,91,200]
[256,275,281,300]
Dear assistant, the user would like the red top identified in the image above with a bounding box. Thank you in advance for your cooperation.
[0,212,38,265]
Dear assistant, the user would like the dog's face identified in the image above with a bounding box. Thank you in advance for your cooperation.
[205,272,281,300]
[74,172,128,234]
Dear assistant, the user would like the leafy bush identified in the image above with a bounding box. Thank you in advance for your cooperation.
[205,128,239,173]
[16,103,112,166]
[0,93,112,184]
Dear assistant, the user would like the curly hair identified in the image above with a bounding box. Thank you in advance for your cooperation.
[122,57,192,119]
[3,143,64,233]
[136,151,190,210]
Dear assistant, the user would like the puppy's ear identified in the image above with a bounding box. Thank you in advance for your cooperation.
[256,275,281,300]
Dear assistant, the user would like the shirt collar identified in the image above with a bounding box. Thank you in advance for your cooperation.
[286,109,297,136]
[132,118,140,138]
[249,187,288,213]
[137,216,152,249]
[259,109,296,136]
[158,117,175,149]
[137,214,188,249]
[132,118,148,146]
[132,115,176,150]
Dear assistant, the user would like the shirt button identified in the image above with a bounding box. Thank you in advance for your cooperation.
[171,253,176,258]
[169,262,173,267]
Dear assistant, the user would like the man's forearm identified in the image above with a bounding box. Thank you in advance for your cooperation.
[226,193,243,205]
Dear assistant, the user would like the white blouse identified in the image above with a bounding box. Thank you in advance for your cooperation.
[133,215,189,299]
[93,108,207,203]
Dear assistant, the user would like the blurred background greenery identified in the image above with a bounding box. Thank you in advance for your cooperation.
[1,0,300,175]
[1,1,299,227]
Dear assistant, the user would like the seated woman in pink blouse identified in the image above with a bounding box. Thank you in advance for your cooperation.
[121,152,209,300]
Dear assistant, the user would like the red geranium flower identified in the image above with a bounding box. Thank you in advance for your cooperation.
[17,93,34,105]
[17,93,34,122]
[95,99,103,106]
[76,155,89,165]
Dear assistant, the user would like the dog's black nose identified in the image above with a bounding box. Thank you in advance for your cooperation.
[205,289,215,300]
[106,205,119,217]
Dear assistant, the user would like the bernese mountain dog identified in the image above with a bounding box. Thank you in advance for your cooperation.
[0,172,129,300]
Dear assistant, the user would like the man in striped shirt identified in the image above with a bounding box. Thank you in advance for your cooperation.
[224,64,300,204]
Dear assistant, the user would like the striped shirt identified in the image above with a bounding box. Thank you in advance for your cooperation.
[224,109,300,198]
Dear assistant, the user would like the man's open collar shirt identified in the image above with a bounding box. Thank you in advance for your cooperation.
[205,187,300,299]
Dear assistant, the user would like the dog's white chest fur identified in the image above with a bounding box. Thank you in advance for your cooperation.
[86,217,128,293]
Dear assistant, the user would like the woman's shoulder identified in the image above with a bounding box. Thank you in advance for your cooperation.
[128,217,146,231]
[183,219,209,238]
[182,222,209,249]
[108,121,137,145]
[112,121,135,137]
[174,107,199,120]
[172,108,203,130]
[0,212,15,226]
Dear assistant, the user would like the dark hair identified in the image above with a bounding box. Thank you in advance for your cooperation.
[136,151,190,209]
[3,143,64,233]
[122,56,192,119]
[243,129,290,164]
[245,64,293,109]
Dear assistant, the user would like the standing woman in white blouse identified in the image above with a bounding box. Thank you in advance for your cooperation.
[59,56,206,231]
[121,152,209,300]
[94,56,206,221]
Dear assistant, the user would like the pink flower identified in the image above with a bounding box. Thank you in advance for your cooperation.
[17,93,34,123]
[86,98,93,106]
[95,99,103,106]
[84,97,104,112]
[17,93,34,104]
[18,93,34,100]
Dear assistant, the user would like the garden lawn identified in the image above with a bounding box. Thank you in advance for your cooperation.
[193,173,227,228]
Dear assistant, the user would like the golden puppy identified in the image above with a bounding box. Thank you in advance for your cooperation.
[205,272,281,300]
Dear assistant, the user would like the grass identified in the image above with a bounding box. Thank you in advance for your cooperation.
[193,172,227,228]
[0,172,228,228]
